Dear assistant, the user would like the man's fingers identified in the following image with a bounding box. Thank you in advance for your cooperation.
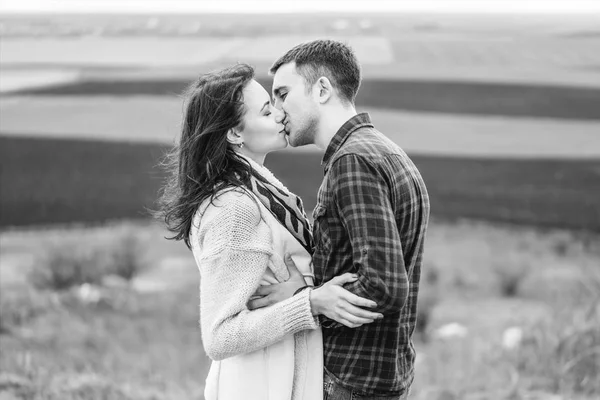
[336,315,370,328]
[340,302,383,321]
[254,285,275,297]
[247,295,275,310]
[261,274,279,285]
[338,318,361,328]
[328,273,358,286]
[343,291,378,309]
[341,313,374,326]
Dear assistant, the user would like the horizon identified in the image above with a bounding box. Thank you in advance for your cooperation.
[2,0,600,14]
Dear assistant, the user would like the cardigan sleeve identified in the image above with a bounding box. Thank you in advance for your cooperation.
[194,190,318,361]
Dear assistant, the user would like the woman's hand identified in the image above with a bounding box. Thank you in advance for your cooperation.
[310,274,383,328]
[247,254,307,310]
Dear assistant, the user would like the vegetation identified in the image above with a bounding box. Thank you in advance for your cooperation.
[27,226,146,291]
[1,221,598,399]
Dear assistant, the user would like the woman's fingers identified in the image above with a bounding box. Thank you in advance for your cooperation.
[283,253,304,279]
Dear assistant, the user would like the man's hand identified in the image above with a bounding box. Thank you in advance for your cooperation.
[310,274,383,328]
[247,254,383,328]
[247,254,306,310]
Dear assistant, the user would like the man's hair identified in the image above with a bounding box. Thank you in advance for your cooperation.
[270,39,361,104]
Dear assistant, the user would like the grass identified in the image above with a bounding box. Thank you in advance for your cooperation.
[0,283,207,400]
[1,135,599,230]
[1,219,598,399]
[10,77,600,121]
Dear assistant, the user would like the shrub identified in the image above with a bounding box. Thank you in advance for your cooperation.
[492,260,529,297]
[0,288,57,333]
[28,244,107,290]
[27,228,147,291]
[416,264,441,341]
[107,228,144,281]
[507,302,600,396]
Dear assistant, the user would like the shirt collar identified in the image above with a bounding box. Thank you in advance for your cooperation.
[322,113,373,171]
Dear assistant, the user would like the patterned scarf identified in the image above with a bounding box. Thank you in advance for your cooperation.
[242,156,314,256]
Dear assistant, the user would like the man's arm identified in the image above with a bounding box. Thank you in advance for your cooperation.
[330,153,409,315]
[247,254,383,328]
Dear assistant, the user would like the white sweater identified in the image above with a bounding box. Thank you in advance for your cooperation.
[190,163,323,400]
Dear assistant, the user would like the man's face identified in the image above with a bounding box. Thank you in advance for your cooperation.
[272,62,319,147]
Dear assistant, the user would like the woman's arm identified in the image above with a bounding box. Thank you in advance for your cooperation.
[195,191,318,361]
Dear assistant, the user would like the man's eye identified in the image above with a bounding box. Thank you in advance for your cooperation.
[265,111,271,116]
[280,93,288,100]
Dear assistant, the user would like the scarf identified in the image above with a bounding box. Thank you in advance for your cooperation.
[242,156,314,256]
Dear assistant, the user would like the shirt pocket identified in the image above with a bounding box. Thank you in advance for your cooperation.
[312,204,331,251]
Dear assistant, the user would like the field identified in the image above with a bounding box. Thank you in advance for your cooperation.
[11,78,600,121]
[2,219,599,399]
[1,12,600,400]
[2,135,599,230]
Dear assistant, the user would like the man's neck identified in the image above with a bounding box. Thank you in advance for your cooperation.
[314,107,358,150]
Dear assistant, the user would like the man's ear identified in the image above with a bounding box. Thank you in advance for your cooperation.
[226,128,243,146]
[315,77,333,104]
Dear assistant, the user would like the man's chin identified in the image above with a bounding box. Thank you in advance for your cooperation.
[287,133,304,148]
[288,138,311,148]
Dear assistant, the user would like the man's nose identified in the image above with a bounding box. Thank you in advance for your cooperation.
[272,97,283,111]
[273,107,285,124]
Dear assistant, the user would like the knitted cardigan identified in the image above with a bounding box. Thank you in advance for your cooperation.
[190,158,323,400]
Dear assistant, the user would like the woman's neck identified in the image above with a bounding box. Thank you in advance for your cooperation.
[237,149,266,166]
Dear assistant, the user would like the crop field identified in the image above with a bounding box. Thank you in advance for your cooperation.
[12,77,600,121]
[2,135,599,231]
[2,70,599,230]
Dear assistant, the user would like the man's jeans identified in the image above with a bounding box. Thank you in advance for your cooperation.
[323,371,410,400]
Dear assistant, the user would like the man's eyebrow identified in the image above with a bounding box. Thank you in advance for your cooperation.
[273,86,287,97]
[260,101,270,113]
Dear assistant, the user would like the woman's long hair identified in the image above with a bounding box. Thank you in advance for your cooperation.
[156,64,256,249]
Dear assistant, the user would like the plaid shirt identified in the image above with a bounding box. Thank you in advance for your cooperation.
[312,113,430,396]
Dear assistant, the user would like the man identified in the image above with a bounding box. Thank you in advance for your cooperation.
[251,40,430,399]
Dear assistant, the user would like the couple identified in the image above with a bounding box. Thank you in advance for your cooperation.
[158,40,430,400]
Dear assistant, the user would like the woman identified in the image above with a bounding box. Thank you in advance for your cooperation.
[156,64,375,400]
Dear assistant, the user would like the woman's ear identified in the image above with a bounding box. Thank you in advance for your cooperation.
[315,77,332,104]
[226,128,243,146]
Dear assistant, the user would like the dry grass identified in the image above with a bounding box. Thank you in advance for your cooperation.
[0,285,207,400]
[0,219,599,399]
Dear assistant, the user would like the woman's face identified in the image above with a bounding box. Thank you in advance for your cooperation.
[237,80,287,157]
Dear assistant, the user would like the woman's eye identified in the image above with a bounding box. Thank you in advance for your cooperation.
[265,112,271,116]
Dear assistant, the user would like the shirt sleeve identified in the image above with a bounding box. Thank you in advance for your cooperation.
[195,191,318,361]
[330,154,409,316]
